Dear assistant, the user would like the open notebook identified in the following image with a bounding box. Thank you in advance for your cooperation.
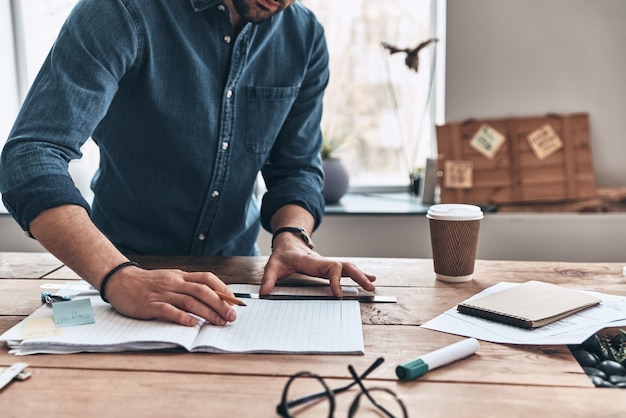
[0,285,364,355]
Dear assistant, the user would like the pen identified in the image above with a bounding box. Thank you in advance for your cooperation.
[395,337,479,381]
[214,290,247,307]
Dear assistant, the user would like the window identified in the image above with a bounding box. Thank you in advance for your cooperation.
[0,1,20,147]
[2,0,81,133]
[303,0,443,189]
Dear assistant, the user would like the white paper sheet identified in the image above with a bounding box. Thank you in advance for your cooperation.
[421,282,626,345]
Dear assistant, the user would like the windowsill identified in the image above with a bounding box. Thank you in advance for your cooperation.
[323,187,626,216]
[324,192,432,216]
[0,192,432,217]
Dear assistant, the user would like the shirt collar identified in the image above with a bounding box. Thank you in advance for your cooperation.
[189,0,222,12]
[188,0,278,24]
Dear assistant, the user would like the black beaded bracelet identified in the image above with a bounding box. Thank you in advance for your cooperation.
[99,261,138,303]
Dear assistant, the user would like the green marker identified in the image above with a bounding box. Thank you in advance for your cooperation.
[396,338,480,381]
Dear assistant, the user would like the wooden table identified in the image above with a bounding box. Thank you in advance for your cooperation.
[1,252,625,417]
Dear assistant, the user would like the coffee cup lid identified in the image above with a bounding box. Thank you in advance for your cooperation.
[427,204,484,221]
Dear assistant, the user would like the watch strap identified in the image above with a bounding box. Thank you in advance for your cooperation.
[271,227,315,250]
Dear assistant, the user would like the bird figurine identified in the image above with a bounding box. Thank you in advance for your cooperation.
[381,38,438,72]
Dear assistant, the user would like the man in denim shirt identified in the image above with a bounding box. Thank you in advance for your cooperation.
[0,0,376,326]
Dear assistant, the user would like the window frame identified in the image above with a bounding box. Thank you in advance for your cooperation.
[333,0,446,194]
[0,1,21,143]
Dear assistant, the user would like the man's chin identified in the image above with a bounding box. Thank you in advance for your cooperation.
[233,0,286,23]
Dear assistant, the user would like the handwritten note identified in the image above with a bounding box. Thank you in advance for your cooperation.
[527,124,563,159]
[470,124,506,159]
[52,298,95,328]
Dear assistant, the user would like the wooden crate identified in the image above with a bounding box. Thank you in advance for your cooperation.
[435,112,596,205]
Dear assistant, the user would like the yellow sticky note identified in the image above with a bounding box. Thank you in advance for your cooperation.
[20,318,63,340]
[444,160,473,189]
[527,124,563,159]
[470,124,506,159]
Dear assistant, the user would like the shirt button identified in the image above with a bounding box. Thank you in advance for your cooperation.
[211,190,220,198]
[226,89,233,98]
[224,35,231,43]
[198,233,206,241]
[217,4,226,11]
[221,142,229,150]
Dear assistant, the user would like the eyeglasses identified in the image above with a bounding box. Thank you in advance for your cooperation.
[277,357,408,418]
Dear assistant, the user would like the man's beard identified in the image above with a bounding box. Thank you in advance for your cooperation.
[231,0,287,23]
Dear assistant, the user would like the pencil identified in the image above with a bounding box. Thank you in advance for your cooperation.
[214,290,247,306]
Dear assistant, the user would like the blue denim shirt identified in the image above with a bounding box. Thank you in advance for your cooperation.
[0,0,327,256]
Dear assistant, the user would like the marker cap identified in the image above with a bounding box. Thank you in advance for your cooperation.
[395,358,429,381]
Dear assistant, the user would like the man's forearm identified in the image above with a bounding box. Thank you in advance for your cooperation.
[28,204,238,327]
[269,204,315,233]
[28,204,129,289]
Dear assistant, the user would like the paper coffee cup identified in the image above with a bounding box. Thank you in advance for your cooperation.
[427,204,483,282]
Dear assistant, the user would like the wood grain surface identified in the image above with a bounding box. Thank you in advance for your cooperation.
[1,252,624,417]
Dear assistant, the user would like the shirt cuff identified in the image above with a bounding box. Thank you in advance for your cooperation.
[260,186,325,233]
[1,174,91,233]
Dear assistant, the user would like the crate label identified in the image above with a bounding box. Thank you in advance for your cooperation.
[527,124,563,160]
[444,160,473,188]
[470,124,506,159]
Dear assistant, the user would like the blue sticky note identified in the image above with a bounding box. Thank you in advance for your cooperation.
[52,298,95,328]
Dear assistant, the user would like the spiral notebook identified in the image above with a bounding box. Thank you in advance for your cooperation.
[457,281,601,329]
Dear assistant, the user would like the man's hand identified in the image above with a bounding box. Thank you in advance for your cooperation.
[103,266,239,327]
[28,205,238,327]
[260,232,376,296]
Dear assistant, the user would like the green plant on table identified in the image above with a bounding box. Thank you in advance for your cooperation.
[599,330,626,364]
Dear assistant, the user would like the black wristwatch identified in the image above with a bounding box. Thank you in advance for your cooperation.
[271,226,315,250]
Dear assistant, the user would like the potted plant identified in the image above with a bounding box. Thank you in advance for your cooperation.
[320,133,349,204]
[409,166,424,196]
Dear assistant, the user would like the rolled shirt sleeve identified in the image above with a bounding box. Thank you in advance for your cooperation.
[0,0,139,232]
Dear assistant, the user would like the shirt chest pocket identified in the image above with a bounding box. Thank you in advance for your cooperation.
[245,85,300,154]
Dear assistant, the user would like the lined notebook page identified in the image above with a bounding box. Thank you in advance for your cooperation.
[2,286,364,355]
[193,298,364,354]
